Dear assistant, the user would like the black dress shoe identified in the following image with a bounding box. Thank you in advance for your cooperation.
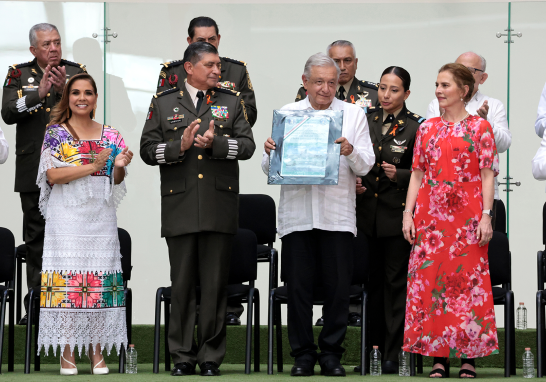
[171,362,195,376]
[382,360,399,374]
[18,314,28,326]
[320,359,346,377]
[354,365,361,373]
[291,358,315,376]
[225,312,241,326]
[315,316,324,326]
[347,312,362,327]
[200,362,221,376]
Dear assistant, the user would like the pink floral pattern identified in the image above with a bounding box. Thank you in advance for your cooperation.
[403,116,499,359]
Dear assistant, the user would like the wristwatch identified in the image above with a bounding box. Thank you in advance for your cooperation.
[482,209,493,218]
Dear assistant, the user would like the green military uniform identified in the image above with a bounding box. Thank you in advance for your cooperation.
[140,84,255,367]
[157,57,257,127]
[295,76,379,108]
[356,104,425,364]
[1,57,86,291]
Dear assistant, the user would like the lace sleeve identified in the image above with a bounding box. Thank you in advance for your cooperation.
[109,166,127,209]
[36,148,76,216]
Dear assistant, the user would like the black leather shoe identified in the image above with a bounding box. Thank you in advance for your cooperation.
[225,312,241,326]
[320,359,346,377]
[171,362,195,376]
[347,312,362,327]
[354,365,361,373]
[382,360,399,374]
[200,362,221,376]
[315,316,324,326]
[291,358,315,376]
[18,314,28,326]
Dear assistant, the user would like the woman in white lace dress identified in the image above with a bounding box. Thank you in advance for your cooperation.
[36,73,133,375]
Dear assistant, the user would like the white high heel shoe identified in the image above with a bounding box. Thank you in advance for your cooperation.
[90,356,109,375]
[60,355,78,376]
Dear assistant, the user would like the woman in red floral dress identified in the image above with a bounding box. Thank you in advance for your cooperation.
[402,63,499,378]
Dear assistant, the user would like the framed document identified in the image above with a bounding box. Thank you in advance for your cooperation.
[267,109,343,185]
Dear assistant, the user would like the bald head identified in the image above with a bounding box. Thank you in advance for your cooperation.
[455,51,488,96]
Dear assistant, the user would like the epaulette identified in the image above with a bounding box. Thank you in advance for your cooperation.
[10,61,33,69]
[61,59,86,71]
[222,57,246,67]
[154,87,179,98]
[366,105,382,114]
[213,87,239,96]
[406,111,426,124]
[161,59,184,68]
[358,80,379,90]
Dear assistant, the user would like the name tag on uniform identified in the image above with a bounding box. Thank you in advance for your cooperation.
[390,145,406,153]
[167,114,184,124]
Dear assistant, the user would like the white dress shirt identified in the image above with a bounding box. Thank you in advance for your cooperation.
[0,126,8,164]
[185,81,208,108]
[535,82,546,138]
[426,90,511,199]
[532,133,546,189]
[261,96,374,238]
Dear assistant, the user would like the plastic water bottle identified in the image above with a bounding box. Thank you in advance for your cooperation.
[126,344,137,374]
[370,346,381,376]
[517,302,528,330]
[399,347,410,376]
[523,348,534,378]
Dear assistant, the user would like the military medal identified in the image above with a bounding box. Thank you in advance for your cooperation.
[355,94,372,109]
[211,105,228,121]
[394,139,406,145]
[168,74,178,86]
[219,81,235,90]
[167,113,184,122]
[390,145,407,153]
[28,77,34,83]
[393,157,401,164]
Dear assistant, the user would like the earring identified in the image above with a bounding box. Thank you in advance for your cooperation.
[460,98,463,102]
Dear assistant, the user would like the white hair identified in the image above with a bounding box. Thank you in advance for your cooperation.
[327,40,356,57]
[303,52,340,80]
[29,23,59,47]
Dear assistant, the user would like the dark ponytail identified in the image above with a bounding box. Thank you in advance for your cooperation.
[380,66,411,91]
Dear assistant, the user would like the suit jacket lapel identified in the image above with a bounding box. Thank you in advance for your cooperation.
[370,110,383,143]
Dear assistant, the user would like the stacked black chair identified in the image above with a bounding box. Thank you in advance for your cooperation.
[24,227,133,373]
[495,199,507,235]
[536,202,546,377]
[153,228,260,374]
[489,230,516,377]
[0,227,15,373]
[267,231,369,375]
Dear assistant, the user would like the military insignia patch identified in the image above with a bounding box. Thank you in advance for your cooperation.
[394,139,406,145]
[219,81,236,90]
[390,145,406,153]
[246,69,253,91]
[167,114,184,124]
[240,99,248,123]
[31,69,38,75]
[147,111,153,120]
[296,93,302,100]
[160,71,167,78]
[4,78,12,87]
[168,74,178,86]
[158,78,165,87]
[393,157,401,164]
[211,106,229,120]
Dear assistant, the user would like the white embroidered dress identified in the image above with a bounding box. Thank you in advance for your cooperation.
[36,124,128,356]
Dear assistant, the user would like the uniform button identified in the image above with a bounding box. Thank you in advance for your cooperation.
[174,127,177,131]
[198,155,203,160]
[402,203,405,206]
[198,174,203,179]
[229,186,232,190]
[22,149,24,153]
[376,177,379,181]
[47,93,50,97]
[220,125,223,129]
[377,163,380,167]
[170,190,173,193]
[379,146,382,151]
[46,108,50,112]
[374,193,378,198]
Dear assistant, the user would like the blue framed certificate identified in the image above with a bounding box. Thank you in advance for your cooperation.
[268,109,343,185]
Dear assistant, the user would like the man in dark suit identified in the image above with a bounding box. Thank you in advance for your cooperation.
[1,23,86,324]
[157,16,257,128]
[140,42,255,377]
[295,40,378,112]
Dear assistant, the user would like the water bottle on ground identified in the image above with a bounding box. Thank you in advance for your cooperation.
[370,346,381,376]
[399,347,410,376]
[126,344,137,374]
[523,348,534,378]
[517,302,528,329]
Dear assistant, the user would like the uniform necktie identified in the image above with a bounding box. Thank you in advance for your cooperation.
[196,91,205,112]
[384,114,395,125]
[337,86,346,100]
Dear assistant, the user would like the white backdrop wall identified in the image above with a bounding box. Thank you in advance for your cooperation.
[0,1,544,329]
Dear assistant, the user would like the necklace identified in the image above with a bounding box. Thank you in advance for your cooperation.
[441,112,469,126]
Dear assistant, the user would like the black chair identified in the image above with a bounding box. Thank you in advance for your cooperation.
[239,194,279,293]
[153,228,260,374]
[15,243,26,324]
[536,202,546,377]
[0,227,15,373]
[489,231,516,377]
[24,227,133,373]
[267,232,369,375]
[494,199,507,235]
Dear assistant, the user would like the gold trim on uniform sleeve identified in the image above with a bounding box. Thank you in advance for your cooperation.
[246,69,253,91]
[240,99,248,123]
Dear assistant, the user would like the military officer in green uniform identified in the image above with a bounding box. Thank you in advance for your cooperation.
[157,16,257,128]
[140,42,255,377]
[354,67,424,374]
[295,40,378,111]
[1,23,86,324]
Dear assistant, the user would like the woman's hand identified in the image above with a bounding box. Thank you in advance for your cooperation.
[115,147,134,168]
[476,215,493,247]
[356,177,367,194]
[402,213,416,244]
[92,148,112,172]
[381,162,397,181]
[264,137,276,155]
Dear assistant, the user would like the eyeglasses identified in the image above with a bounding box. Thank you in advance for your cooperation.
[466,66,484,74]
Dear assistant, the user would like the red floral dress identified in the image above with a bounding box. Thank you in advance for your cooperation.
[402,115,499,359]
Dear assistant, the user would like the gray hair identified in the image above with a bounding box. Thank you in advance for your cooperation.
[29,23,59,47]
[183,41,218,65]
[303,52,341,80]
[326,40,356,57]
